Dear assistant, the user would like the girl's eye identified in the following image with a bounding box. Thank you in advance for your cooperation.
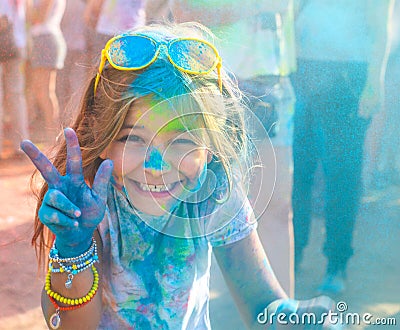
[116,135,145,143]
[172,138,197,145]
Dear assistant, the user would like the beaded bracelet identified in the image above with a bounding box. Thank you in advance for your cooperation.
[50,257,98,289]
[49,238,98,289]
[45,264,99,306]
[46,264,99,329]
[58,254,98,274]
[50,255,98,274]
[48,296,93,329]
[49,237,97,263]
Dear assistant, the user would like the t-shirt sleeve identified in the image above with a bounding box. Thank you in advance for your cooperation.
[205,182,258,247]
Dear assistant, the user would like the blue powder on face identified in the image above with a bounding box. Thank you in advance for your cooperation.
[144,146,171,172]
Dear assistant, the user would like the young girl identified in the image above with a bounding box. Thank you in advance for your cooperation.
[22,23,332,329]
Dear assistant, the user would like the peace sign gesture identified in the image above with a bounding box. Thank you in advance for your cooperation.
[21,128,113,257]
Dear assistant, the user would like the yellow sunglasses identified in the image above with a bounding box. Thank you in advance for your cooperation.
[94,33,223,93]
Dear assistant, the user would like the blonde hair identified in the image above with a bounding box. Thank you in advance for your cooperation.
[32,22,253,268]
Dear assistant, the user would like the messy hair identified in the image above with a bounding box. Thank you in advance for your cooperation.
[32,22,254,268]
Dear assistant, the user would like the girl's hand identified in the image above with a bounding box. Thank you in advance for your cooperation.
[21,128,113,257]
[265,295,335,329]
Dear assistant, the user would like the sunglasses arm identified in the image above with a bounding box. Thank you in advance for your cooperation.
[94,49,107,93]
[217,61,222,92]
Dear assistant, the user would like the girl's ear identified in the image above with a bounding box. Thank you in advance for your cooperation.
[100,147,109,160]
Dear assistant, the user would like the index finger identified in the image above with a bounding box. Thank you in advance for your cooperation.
[20,140,61,187]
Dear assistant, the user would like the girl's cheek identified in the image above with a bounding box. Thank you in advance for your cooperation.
[107,150,123,176]
[179,150,208,179]
[121,147,146,175]
[122,153,139,174]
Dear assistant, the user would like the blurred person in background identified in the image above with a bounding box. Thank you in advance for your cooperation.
[163,0,297,298]
[26,0,66,142]
[0,0,29,159]
[57,0,88,126]
[292,0,391,295]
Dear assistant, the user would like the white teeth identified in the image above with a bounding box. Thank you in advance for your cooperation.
[138,182,173,192]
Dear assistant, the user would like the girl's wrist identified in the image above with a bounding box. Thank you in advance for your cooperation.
[50,237,99,290]
[54,234,94,258]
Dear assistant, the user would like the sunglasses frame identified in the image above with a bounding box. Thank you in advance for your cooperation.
[94,34,223,93]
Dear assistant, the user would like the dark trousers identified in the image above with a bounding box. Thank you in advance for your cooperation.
[291,59,370,274]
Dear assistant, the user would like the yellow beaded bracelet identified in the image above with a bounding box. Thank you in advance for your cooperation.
[45,264,99,306]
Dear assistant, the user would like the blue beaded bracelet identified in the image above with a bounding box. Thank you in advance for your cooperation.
[48,237,98,289]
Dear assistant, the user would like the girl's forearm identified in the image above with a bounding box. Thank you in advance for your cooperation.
[214,231,288,328]
[41,234,103,329]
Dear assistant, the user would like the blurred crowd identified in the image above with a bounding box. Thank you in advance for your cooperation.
[0,0,399,298]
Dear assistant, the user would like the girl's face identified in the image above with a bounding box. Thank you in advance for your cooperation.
[102,96,211,216]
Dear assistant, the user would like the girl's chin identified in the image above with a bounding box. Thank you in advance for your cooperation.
[136,206,170,217]
[131,197,180,217]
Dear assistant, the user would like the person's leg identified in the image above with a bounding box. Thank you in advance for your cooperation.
[319,61,369,292]
[65,49,89,124]
[2,57,29,153]
[56,51,70,124]
[322,126,365,275]
[31,66,60,140]
[28,32,66,142]
[24,60,38,136]
[291,60,320,270]
[0,64,4,156]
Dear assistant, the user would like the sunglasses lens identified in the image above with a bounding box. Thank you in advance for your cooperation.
[107,35,157,68]
[169,39,218,73]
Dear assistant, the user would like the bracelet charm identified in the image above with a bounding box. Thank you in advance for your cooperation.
[49,309,61,329]
[65,274,74,289]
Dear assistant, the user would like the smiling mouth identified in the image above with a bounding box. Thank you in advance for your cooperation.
[132,180,180,193]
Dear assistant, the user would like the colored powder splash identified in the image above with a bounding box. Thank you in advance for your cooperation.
[144,146,171,172]
[148,97,200,134]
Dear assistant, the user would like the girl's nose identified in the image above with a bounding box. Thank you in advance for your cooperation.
[143,145,171,175]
